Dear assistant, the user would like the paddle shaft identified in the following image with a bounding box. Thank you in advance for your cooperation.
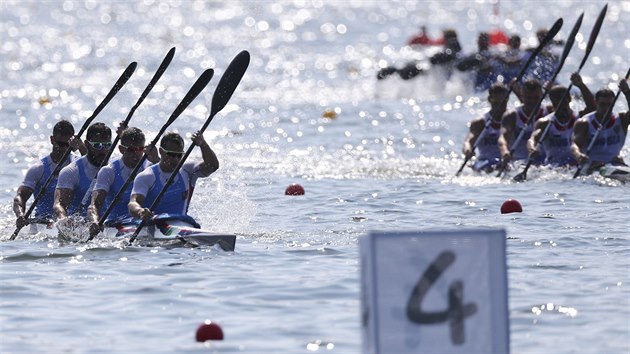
[90,68,216,239]
[515,5,607,181]
[10,62,137,240]
[455,18,563,177]
[573,67,630,178]
[128,50,251,244]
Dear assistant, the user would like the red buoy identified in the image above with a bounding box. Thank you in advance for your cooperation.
[285,183,305,196]
[196,320,224,342]
[501,199,523,214]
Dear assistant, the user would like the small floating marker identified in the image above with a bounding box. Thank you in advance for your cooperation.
[285,183,305,196]
[322,108,338,119]
[500,199,522,214]
[196,320,224,342]
[38,96,52,105]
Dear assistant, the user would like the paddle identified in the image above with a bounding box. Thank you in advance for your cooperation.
[10,62,137,240]
[87,67,216,241]
[454,18,563,177]
[495,13,584,178]
[573,67,630,178]
[79,47,176,210]
[514,4,607,182]
[101,48,175,172]
[128,50,250,245]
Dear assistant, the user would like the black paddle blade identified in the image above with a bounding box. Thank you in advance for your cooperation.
[211,50,251,116]
[162,68,215,129]
[132,47,176,112]
[513,172,526,182]
[103,48,176,166]
[76,62,138,138]
[558,13,583,65]
[578,4,607,70]
[513,162,531,182]
[516,18,563,80]
[545,19,564,43]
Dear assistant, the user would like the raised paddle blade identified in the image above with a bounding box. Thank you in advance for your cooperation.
[211,50,251,116]
[76,62,138,138]
[195,51,250,135]
[125,47,175,123]
[578,4,607,70]
[558,13,583,68]
[162,68,215,130]
[514,18,563,81]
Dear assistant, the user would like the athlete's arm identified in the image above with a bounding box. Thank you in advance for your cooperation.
[571,73,595,115]
[13,186,33,228]
[87,189,107,237]
[570,119,589,164]
[128,193,153,221]
[498,113,516,160]
[53,188,74,219]
[191,131,219,176]
[528,119,547,158]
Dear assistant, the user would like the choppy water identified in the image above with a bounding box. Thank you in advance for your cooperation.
[1,0,629,353]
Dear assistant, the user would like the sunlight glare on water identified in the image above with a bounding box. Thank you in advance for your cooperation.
[1,0,629,353]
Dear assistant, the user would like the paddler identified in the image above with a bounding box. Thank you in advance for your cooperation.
[13,120,86,228]
[462,82,509,173]
[127,131,219,221]
[53,122,112,219]
[498,79,549,166]
[87,126,159,237]
[527,73,594,166]
[571,78,630,170]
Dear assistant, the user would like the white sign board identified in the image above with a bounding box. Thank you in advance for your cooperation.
[360,229,509,354]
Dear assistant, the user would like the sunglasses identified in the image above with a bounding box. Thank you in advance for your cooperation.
[88,141,113,150]
[120,144,145,153]
[53,140,70,148]
[160,147,184,158]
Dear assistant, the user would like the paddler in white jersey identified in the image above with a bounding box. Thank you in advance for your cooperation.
[462,82,509,173]
[128,131,219,221]
[571,79,630,170]
[87,127,159,237]
[527,74,594,166]
[13,120,86,228]
[53,122,112,219]
[498,79,548,165]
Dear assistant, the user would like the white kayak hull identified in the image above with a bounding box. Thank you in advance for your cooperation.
[104,219,236,251]
[20,215,236,251]
[599,164,630,182]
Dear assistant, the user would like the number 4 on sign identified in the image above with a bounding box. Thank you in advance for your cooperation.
[406,251,478,345]
[360,229,509,354]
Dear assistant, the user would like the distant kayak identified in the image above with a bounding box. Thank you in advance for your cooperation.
[376,45,560,92]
